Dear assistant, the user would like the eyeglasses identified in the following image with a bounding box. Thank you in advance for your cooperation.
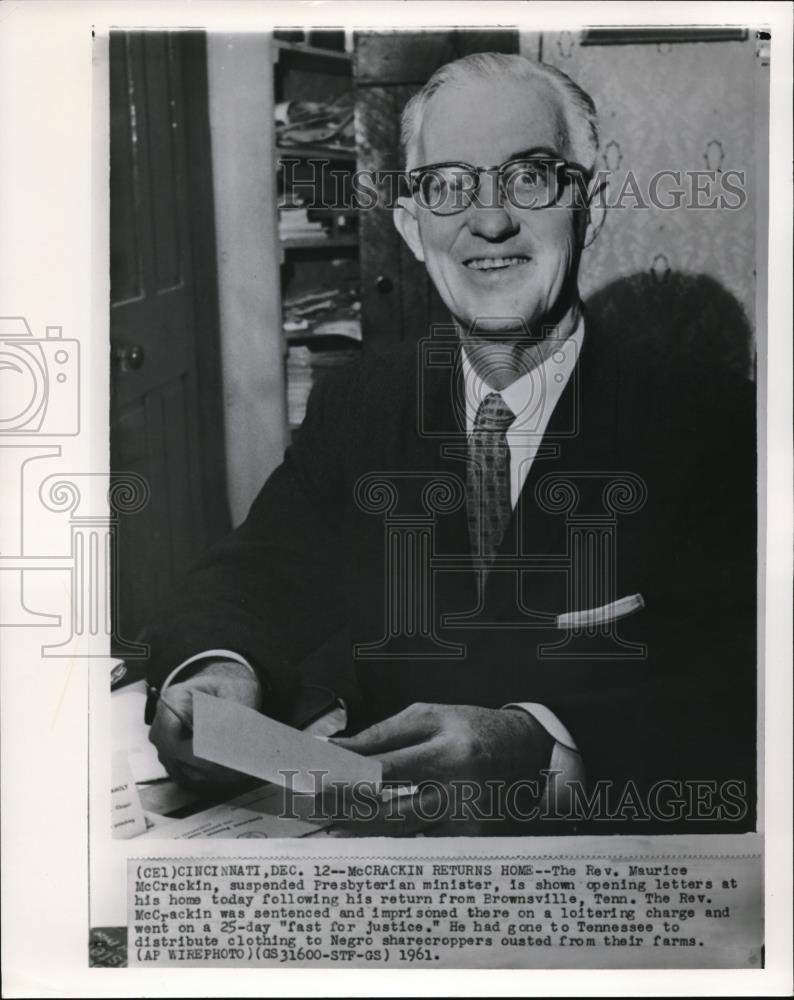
[406,157,585,215]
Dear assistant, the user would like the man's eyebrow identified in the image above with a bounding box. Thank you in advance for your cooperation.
[410,146,566,171]
[507,145,564,160]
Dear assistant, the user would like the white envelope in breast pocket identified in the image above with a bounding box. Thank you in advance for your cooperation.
[556,593,645,629]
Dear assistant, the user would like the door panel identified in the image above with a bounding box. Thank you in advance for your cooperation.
[110,31,228,649]
[355,85,412,349]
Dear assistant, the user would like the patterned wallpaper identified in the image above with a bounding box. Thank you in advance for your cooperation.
[524,32,765,375]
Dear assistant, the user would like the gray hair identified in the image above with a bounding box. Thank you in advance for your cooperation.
[400,52,599,175]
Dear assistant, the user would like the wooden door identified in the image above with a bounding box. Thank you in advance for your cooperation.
[354,29,519,349]
[110,31,229,650]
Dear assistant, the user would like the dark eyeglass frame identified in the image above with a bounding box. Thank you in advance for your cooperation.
[406,156,588,215]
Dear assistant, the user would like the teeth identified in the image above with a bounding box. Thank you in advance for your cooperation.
[465,257,528,270]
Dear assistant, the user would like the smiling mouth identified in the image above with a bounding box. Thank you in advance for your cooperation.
[463,255,531,271]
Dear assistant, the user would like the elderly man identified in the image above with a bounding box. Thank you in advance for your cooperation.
[143,54,755,834]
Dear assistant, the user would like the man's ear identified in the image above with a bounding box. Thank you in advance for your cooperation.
[393,196,425,262]
[582,177,608,250]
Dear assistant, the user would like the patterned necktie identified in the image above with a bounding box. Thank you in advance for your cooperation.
[467,391,514,569]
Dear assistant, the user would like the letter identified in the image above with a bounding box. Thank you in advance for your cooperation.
[648,170,684,210]
[611,171,648,209]
[689,170,719,209]
[351,170,379,211]
[718,780,748,821]
[413,780,448,822]
[504,780,540,821]
[648,780,685,822]
[568,781,611,821]
[719,169,747,210]
[613,780,650,821]
[349,780,380,821]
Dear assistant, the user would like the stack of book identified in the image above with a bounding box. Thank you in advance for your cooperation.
[278,206,328,243]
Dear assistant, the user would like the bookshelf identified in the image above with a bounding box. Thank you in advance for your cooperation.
[273,32,362,435]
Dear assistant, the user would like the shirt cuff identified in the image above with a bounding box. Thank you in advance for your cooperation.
[504,702,585,812]
[504,702,578,751]
[160,649,258,693]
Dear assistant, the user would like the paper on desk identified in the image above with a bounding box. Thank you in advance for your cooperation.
[140,783,328,839]
[111,751,147,839]
[192,692,382,795]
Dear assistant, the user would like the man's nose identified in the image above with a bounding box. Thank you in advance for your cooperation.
[467,171,519,240]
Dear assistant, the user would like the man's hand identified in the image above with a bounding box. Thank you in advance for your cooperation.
[148,660,262,790]
[329,703,554,835]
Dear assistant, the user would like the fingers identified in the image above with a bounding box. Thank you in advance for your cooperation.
[376,742,446,784]
[156,686,195,739]
[332,703,440,756]
[146,667,269,792]
[149,688,247,789]
[332,703,464,784]
[148,696,190,756]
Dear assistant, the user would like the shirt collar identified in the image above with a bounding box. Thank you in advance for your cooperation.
[461,316,585,435]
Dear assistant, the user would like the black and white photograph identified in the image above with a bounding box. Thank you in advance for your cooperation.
[111,26,760,840]
[1,2,791,993]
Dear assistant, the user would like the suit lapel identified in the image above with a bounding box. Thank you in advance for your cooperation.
[413,335,471,554]
[502,325,619,558]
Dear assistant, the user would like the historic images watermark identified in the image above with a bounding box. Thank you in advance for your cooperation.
[275,772,750,827]
[0,315,148,657]
[279,159,748,213]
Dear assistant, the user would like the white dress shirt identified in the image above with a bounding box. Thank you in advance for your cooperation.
[461,318,584,508]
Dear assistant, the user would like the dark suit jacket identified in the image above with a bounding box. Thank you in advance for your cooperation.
[142,303,757,832]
